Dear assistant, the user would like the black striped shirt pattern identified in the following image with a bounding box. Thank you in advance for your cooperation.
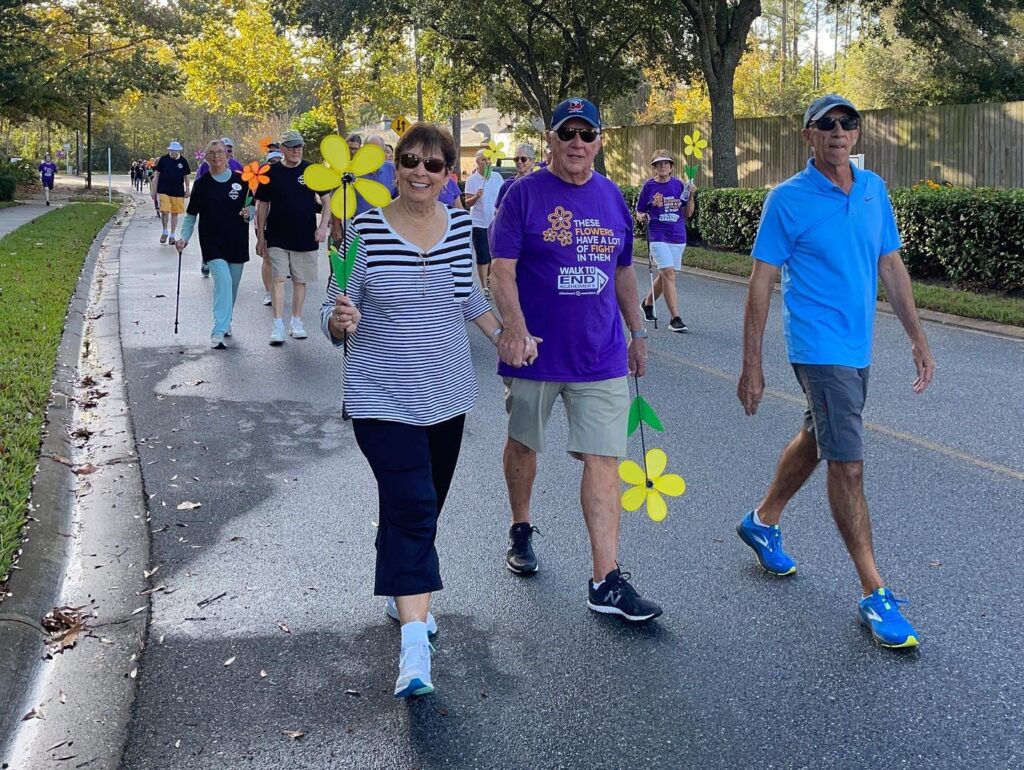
[320,207,491,426]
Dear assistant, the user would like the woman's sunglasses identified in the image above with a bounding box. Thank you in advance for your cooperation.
[399,153,446,173]
[514,156,532,163]
[809,116,860,131]
[555,126,600,143]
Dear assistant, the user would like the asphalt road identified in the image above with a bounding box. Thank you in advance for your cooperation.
[114,189,1023,769]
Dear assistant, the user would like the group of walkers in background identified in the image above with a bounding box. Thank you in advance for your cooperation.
[141,92,936,702]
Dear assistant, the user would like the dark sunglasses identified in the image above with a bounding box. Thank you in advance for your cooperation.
[514,156,532,163]
[399,153,446,173]
[555,126,599,143]
[809,116,860,131]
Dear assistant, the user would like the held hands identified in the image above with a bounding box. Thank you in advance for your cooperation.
[315,225,329,244]
[497,326,542,368]
[329,293,360,338]
[635,212,649,224]
[737,362,765,416]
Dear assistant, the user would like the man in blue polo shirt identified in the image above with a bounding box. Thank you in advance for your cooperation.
[736,94,936,649]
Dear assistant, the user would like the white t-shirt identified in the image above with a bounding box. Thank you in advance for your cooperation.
[466,170,502,228]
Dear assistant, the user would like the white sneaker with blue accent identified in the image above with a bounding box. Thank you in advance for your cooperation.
[385,597,438,636]
[394,642,434,698]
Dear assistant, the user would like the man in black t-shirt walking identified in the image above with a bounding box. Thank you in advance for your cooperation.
[255,129,332,346]
[153,141,192,245]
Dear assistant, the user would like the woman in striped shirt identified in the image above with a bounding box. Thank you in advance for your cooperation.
[321,123,504,700]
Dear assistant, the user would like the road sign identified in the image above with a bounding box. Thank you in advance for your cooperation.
[391,115,411,136]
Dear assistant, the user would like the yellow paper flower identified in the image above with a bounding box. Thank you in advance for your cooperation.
[619,448,685,522]
[483,139,504,165]
[303,135,392,220]
[683,129,708,160]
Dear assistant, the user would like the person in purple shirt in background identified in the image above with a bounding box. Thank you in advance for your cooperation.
[636,149,695,333]
[494,143,535,211]
[437,175,465,209]
[489,97,662,624]
[39,153,58,206]
[195,137,245,180]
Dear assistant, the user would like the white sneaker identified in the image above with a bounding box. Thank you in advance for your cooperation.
[385,597,438,636]
[224,325,232,337]
[210,333,226,349]
[269,323,285,346]
[289,318,307,339]
[394,642,434,698]
[262,292,272,306]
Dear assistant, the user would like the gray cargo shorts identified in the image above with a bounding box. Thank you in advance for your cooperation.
[792,364,870,462]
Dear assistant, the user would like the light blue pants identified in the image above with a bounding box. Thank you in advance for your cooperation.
[208,259,244,336]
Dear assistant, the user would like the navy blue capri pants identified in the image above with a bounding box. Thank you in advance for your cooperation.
[352,415,466,597]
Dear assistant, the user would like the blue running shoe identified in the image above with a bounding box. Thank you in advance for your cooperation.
[736,510,797,576]
[858,588,919,648]
[394,642,434,698]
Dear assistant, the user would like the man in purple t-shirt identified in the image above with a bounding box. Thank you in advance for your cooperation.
[490,97,662,624]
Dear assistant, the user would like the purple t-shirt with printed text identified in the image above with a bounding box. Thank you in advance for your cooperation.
[39,161,57,185]
[636,177,689,244]
[489,168,634,382]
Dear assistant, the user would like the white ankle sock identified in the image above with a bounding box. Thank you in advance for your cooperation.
[400,620,429,649]
[291,315,301,324]
[752,509,767,527]
[591,579,605,591]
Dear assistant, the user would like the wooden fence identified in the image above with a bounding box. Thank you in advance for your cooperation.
[602,101,1024,189]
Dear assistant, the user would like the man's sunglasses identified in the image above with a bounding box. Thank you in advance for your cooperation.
[399,153,446,173]
[809,116,860,131]
[555,126,600,143]
[514,156,532,163]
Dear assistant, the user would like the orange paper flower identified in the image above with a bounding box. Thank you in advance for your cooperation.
[242,161,271,193]
[258,136,273,155]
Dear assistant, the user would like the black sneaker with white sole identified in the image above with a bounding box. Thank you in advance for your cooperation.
[668,317,688,333]
[506,523,540,574]
[641,302,656,322]
[588,567,662,622]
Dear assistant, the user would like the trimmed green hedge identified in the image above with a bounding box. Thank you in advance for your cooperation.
[0,168,16,201]
[688,186,1024,293]
[694,188,767,252]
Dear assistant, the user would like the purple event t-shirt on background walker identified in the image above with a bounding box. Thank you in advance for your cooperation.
[489,168,634,383]
[635,177,689,244]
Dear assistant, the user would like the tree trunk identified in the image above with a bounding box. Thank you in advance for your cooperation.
[780,0,788,81]
[708,75,738,187]
[451,106,461,166]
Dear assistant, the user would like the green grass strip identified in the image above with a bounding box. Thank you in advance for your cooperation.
[0,203,117,582]
[634,241,1024,327]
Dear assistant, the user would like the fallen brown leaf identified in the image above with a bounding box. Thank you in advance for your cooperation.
[282,730,304,740]
[22,708,44,721]
[72,463,98,475]
[176,501,202,511]
[277,622,290,634]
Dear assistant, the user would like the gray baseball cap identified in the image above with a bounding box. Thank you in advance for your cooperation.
[280,129,304,147]
[803,94,860,127]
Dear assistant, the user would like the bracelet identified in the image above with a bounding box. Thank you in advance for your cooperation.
[489,327,503,341]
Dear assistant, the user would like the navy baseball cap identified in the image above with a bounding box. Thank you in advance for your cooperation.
[803,94,860,127]
[551,98,601,130]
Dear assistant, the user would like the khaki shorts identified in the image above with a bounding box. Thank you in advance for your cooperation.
[267,247,318,284]
[158,194,185,214]
[504,376,629,458]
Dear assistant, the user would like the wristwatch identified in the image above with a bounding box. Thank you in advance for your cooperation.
[630,328,649,339]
